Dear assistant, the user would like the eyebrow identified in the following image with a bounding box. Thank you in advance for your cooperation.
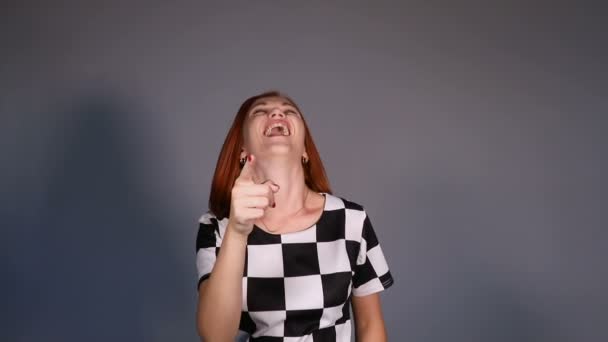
[250,101,298,111]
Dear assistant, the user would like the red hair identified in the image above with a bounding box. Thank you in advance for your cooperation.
[208,90,333,219]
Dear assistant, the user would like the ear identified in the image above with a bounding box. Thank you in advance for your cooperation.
[302,153,309,164]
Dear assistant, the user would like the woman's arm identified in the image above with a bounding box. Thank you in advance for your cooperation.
[196,225,248,341]
[197,154,277,340]
[352,293,388,342]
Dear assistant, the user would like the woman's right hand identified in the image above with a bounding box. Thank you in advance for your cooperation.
[228,154,279,236]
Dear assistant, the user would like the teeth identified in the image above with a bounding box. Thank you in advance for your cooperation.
[264,122,290,136]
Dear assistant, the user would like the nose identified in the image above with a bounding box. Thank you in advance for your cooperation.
[269,108,285,118]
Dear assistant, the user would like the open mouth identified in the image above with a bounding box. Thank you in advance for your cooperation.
[264,122,290,137]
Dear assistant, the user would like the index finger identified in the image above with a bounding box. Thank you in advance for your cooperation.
[238,154,258,183]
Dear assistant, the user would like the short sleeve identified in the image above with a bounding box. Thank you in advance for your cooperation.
[352,211,394,297]
[195,212,223,289]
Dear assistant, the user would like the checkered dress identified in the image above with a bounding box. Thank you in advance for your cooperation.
[196,193,394,341]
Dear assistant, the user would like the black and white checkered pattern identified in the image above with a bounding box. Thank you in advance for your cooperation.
[196,193,393,341]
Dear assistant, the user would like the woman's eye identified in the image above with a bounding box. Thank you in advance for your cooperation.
[252,109,266,116]
[286,110,299,116]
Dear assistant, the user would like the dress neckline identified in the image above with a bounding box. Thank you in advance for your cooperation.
[253,192,328,236]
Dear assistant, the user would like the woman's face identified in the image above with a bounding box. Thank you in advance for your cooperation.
[241,96,307,161]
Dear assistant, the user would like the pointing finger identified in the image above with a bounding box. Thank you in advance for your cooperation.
[238,154,258,183]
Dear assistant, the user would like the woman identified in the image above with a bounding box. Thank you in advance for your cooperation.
[196,91,394,341]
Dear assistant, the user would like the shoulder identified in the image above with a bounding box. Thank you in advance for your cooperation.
[323,193,370,241]
[197,211,229,240]
[198,211,229,226]
[323,192,367,213]
[198,211,218,225]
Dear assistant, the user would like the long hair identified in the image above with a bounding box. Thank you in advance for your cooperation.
[208,90,332,219]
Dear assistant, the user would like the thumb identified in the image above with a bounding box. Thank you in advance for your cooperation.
[261,179,280,193]
[269,181,280,193]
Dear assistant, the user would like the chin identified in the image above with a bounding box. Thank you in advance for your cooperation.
[260,145,294,156]
[264,142,292,149]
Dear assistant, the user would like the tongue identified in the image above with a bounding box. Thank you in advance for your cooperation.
[268,127,285,137]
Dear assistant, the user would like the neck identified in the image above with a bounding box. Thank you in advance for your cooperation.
[253,155,309,217]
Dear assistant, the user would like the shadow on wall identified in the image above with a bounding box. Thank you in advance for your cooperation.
[3,91,195,341]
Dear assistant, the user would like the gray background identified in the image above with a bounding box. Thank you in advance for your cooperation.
[2,1,607,341]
